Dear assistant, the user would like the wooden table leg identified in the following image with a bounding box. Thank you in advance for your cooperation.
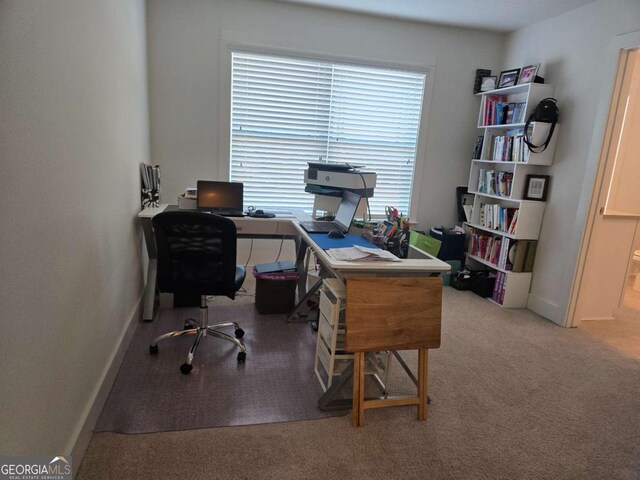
[357,352,365,426]
[352,351,362,427]
[417,348,428,421]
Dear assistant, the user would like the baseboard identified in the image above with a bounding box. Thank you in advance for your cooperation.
[68,293,144,476]
[526,293,565,327]
[578,316,617,322]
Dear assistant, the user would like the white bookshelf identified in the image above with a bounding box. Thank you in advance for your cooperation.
[465,82,558,308]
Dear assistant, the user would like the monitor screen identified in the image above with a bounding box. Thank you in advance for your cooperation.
[196,181,244,211]
[334,190,361,232]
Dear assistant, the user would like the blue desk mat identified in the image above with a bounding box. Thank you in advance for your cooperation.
[309,233,379,251]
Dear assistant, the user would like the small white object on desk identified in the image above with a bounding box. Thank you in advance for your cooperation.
[327,246,401,262]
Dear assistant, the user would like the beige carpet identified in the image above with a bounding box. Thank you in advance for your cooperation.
[78,288,640,480]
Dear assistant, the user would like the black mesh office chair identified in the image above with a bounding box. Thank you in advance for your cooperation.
[149,210,247,374]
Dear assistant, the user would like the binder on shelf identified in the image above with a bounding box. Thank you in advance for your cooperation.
[140,163,160,207]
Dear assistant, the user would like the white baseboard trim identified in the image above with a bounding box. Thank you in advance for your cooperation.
[578,316,617,322]
[527,294,565,327]
[68,293,144,476]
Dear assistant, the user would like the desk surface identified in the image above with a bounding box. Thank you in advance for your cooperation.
[138,204,450,274]
[137,204,312,221]
[292,222,450,274]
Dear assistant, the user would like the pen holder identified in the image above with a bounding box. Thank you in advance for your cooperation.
[142,188,160,208]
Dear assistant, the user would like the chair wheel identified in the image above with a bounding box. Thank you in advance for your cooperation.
[237,351,246,363]
[180,363,193,374]
[184,318,196,330]
[234,328,245,339]
[149,345,158,354]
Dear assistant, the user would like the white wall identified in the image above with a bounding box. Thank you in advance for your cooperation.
[147,0,505,229]
[502,0,640,325]
[0,0,149,460]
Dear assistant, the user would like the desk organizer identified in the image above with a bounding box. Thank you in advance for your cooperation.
[315,279,352,390]
[140,163,161,208]
[314,278,390,392]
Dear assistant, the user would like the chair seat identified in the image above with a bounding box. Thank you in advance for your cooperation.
[235,265,246,291]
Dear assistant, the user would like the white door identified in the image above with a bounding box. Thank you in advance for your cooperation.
[570,46,640,324]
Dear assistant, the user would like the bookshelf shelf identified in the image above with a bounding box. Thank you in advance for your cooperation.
[465,253,507,273]
[483,122,526,129]
[464,222,516,240]
[466,81,558,308]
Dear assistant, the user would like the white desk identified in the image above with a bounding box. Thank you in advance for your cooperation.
[288,221,450,322]
[137,204,312,320]
[138,205,450,321]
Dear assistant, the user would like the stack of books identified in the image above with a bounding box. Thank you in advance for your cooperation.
[491,128,530,162]
[483,97,527,126]
[468,232,502,266]
[477,169,513,197]
[478,203,519,233]
[472,135,484,159]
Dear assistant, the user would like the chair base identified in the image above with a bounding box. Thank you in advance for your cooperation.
[149,296,247,374]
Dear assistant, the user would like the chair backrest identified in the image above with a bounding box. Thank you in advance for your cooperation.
[152,211,238,298]
[345,277,442,352]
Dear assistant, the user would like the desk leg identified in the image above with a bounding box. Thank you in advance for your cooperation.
[318,361,354,411]
[286,275,324,323]
[287,236,322,323]
[319,352,431,411]
[142,259,157,322]
[294,235,308,299]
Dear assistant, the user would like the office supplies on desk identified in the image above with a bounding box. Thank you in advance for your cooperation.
[249,209,276,218]
[197,180,244,216]
[299,190,361,233]
[327,246,400,262]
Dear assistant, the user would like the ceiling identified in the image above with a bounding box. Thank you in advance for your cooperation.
[271,0,598,32]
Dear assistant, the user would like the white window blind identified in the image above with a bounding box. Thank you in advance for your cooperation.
[230,52,426,214]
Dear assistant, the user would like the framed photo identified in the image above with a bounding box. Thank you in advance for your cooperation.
[523,174,550,201]
[480,76,497,92]
[498,68,520,88]
[518,64,540,84]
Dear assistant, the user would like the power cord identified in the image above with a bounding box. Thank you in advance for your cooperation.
[274,235,286,262]
[244,238,254,268]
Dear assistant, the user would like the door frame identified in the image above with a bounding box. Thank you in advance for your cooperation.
[566,30,640,327]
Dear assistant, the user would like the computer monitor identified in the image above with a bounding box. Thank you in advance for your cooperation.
[334,190,361,232]
[196,181,244,213]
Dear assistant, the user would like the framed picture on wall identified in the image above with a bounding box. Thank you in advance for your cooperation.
[480,76,497,92]
[498,68,520,88]
[518,64,540,84]
[523,174,550,201]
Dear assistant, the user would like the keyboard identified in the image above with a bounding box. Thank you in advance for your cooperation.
[201,210,245,217]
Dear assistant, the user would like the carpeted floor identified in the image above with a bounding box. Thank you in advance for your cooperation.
[94,303,346,434]
[78,287,640,479]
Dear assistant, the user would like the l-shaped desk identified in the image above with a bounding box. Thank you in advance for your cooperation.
[138,204,451,321]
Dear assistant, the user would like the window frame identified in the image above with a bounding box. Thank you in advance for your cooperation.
[218,34,435,219]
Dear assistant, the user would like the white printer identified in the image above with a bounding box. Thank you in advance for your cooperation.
[304,162,376,197]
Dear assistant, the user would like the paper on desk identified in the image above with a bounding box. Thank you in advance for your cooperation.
[326,246,401,262]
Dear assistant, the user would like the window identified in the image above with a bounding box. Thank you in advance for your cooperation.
[230,52,426,215]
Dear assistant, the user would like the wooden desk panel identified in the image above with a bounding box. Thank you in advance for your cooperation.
[345,277,442,352]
